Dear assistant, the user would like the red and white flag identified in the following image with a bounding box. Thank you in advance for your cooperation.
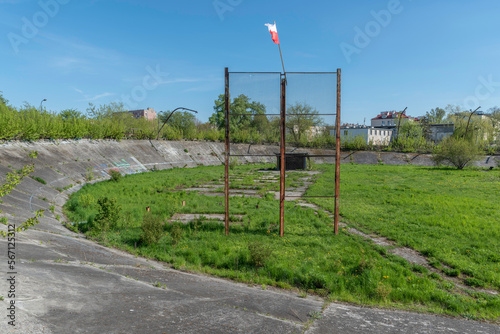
[265,22,279,44]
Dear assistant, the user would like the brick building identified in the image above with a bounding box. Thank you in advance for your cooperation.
[127,108,157,121]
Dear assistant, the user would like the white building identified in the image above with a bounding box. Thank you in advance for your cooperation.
[371,111,415,127]
[331,126,394,146]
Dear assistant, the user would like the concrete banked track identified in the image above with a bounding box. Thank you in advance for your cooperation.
[0,140,498,334]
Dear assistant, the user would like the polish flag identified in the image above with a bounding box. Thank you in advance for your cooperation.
[265,22,280,44]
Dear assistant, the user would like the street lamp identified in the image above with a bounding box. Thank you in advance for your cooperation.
[40,99,47,112]
[156,107,198,140]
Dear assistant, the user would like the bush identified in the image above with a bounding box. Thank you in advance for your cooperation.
[464,277,486,288]
[31,176,47,184]
[141,212,164,245]
[432,137,483,169]
[92,197,121,233]
[248,241,272,267]
[78,193,95,208]
[109,170,122,182]
[442,267,460,277]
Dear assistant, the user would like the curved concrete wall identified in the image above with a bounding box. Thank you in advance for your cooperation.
[0,139,496,229]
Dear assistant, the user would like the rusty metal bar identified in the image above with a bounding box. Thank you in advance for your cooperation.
[334,69,341,235]
[279,74,286,237]
[224,67,230,236]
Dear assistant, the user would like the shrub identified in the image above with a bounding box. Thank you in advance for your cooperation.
[432,137,483,169]
[170,223,184,264]
[375,282,392,300]
[141,212,164,245]
[92,197,121,233]
[248,241,272,267]
[78,193,95,208]
[429,272,443,281]
[170,223,183,247]
[109,170,122,182]
[464,278,486,288]
[443,267,460,277]
[31,176,47,184]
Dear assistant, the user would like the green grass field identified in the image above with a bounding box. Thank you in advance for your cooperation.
[63,163,500,322]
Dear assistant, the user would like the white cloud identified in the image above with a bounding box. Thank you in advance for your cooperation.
[74,88,114,102]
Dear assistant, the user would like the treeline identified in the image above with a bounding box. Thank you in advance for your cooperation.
[0,92,336,148]
[1,91,498,154]
[0,100,221,142]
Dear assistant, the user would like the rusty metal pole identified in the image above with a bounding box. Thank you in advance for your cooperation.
[279,74,286,237]
[334,69,341,235]
[224,67,230,236]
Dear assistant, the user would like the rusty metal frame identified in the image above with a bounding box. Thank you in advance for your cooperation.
[224,68,342,236]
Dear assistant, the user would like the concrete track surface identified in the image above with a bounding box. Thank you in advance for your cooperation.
[0,140,498,334]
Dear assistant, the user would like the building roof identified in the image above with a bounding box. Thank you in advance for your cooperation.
[371,111,412,120]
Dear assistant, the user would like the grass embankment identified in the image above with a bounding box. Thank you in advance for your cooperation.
[64,164,500,322]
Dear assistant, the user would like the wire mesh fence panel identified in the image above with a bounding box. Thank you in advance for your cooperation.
[224,69,341,236]
[285,72,337,150]
[227,72,282,146]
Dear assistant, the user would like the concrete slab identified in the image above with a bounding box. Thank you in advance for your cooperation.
[306,303,500,334]
[169,213,244,223]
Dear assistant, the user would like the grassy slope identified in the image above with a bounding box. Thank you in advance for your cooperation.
[64,164,500,322]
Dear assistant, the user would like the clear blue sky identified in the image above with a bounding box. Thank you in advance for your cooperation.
[2,0,500,124]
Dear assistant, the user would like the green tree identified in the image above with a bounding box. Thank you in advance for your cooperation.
[285,103,322,142]
[448,108,494,145]
[425,107,446,124]
[141,212,164,245]
[0,91,10,107]
[432,137,483,169]
[86,102,125,120]
[160,111,197,138]
[391,121,428,152]
[0,151,44,237]
[209,94,266,131]
[60,108,84,121]
[92,197,121,233]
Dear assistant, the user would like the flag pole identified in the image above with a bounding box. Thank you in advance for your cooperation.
[275,20,286,83]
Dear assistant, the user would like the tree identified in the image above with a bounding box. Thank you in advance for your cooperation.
[60,108,84,121]
[86,102,125,120]
[425,107,446,124]
[447,108,494,145]
[160,111,197,137]
[285,103,322,142]
[391,120,428,152]
[488,107,500,141]
[209,94,266,131]
[141,212,164,245]
[0,91,9,107]
[0,151,44,237]
[92,197,121,233]
[432,137,483,169]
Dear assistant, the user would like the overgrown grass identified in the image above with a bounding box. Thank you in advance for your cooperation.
[307,164,500,292]
[63,163,500,322]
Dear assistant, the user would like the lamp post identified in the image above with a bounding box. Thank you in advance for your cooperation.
[156,107,198,140]
[40,99,47,112]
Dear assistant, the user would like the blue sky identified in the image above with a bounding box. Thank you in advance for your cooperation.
[1,0,500,124]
